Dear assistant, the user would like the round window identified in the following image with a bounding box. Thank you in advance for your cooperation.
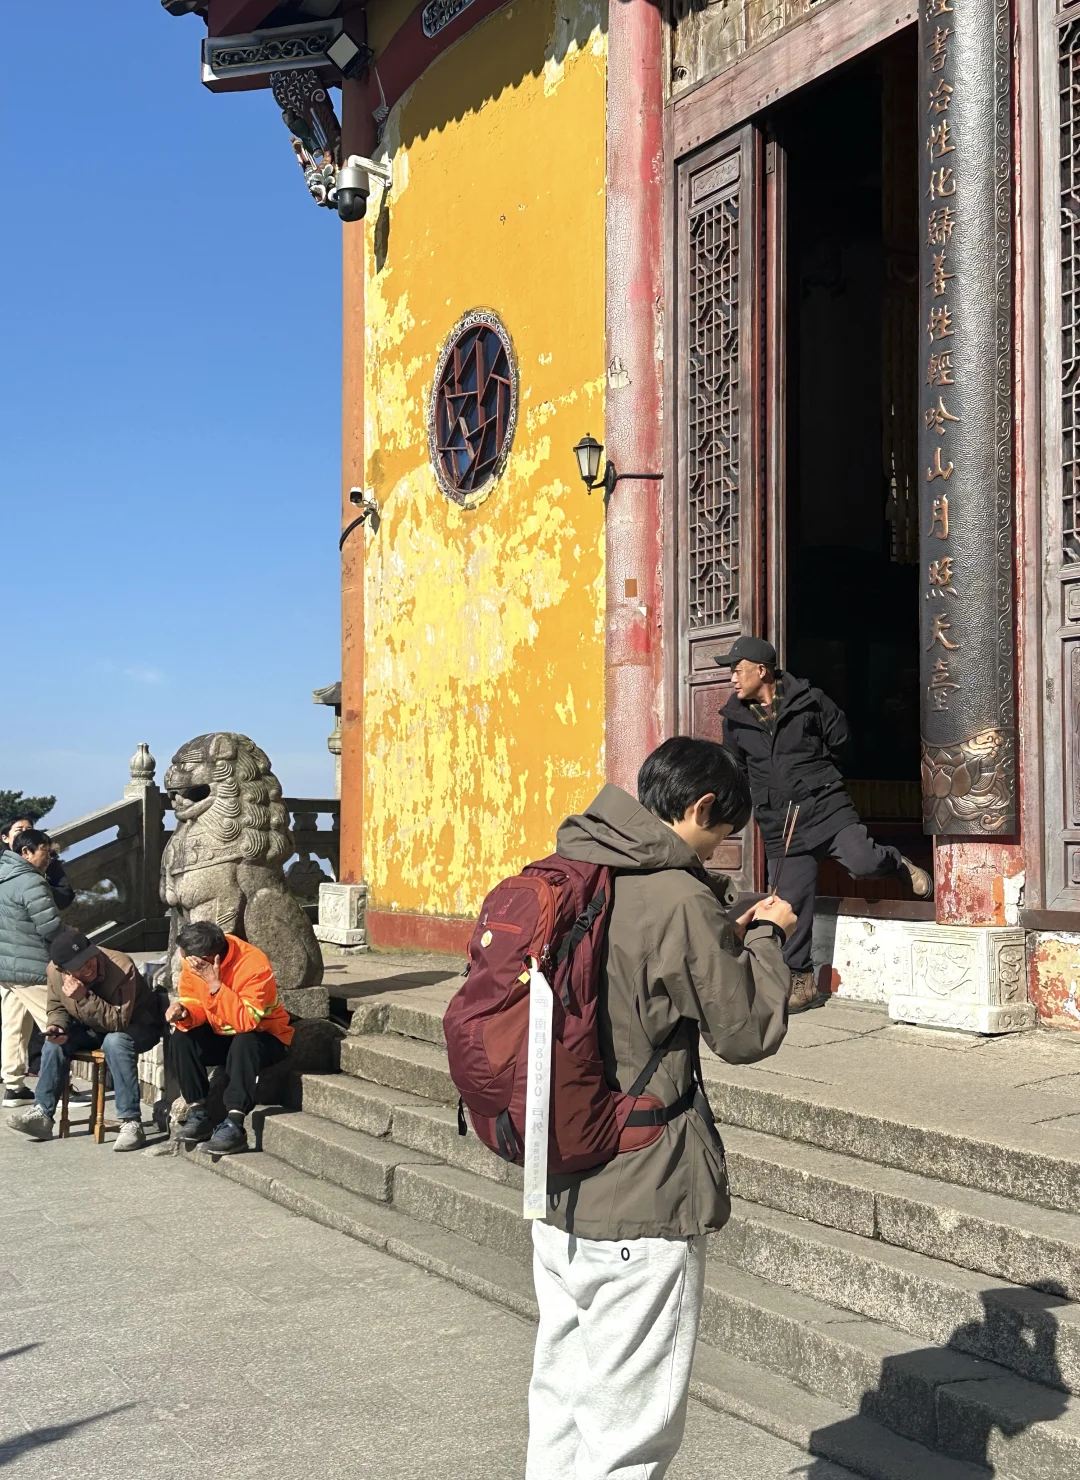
[429,310,518,507]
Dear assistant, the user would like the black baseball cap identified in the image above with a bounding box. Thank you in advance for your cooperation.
[713,636,778,669]
[49,929,97,973]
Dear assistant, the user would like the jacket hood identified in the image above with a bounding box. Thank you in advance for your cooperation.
[556,784,702,874]
[0,849,35,885]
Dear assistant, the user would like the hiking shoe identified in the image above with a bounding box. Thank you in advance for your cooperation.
[788,970,828,1014]
[900,856,933,900]
[201,1118,248,1156]
[113,1120,145,1152]
[7,1106,54,1140]
[2,1086,34,1108]
[175,1106,213,1144]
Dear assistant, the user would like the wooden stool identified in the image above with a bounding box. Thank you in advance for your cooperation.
[58,1050,119,1144]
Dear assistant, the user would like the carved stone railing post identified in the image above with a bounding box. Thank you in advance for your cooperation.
[124,742,165,929]
[917,0,1017,836]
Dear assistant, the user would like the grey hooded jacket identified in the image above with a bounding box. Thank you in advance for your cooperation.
[545,784,790,1241]
[0,848,62,985]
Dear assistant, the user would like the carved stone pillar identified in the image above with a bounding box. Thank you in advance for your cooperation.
[918,0,1017,837]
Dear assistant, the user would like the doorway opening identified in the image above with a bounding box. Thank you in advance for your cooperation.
[776,33,929,899]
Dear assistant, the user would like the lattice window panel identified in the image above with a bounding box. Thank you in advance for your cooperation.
[687,185,742,628]
[1061,20,1080,562]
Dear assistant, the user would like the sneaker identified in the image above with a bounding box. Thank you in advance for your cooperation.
[900,855,934,900]
[2,1086,34,1108]
[67,1087,93,1105]
[201,1117,248,1156]
[175,1106,213,1144]
[788,970,828,1014]
[7,1106,54,1140]
[113,1120,145,1152]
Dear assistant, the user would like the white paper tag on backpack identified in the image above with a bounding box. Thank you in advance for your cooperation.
[523,960,553,1220]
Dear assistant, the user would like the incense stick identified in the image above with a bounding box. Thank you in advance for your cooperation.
[770,803,800,899]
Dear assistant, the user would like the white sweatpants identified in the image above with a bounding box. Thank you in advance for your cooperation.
[0,984,48,1089]
[526,1220,706,1480]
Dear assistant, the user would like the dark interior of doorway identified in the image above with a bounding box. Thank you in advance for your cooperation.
[777,31,931,899]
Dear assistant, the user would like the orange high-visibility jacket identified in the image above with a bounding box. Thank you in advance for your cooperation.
[175,934,293,1046]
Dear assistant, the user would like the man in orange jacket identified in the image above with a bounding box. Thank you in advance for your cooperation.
[165,920,293,1155]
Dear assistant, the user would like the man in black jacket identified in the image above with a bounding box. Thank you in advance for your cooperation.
[716,637,931,1012]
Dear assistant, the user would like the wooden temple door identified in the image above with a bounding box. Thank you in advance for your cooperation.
[674,123,781,894]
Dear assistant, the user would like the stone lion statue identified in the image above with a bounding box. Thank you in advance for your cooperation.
[161,732,323,991]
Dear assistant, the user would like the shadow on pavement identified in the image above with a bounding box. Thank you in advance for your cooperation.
[0,1344,40,1364]
[0,1404,136,1467]
[803,1289,1068,1475]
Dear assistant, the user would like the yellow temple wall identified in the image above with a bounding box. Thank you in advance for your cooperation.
[359,0,608,923]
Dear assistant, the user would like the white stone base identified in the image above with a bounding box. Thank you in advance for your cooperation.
[815,913,1034,1035]
[315,881,370,951]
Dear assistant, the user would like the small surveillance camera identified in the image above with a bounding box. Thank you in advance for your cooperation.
[349,487,364,506]
[331,160,370,223]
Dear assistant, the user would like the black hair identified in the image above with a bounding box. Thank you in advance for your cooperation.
[0,816,32,841]
[177,921,229,960]
[637,736,752,833]
[13,828,50,854]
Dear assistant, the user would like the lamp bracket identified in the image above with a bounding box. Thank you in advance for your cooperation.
[586,461,664,506]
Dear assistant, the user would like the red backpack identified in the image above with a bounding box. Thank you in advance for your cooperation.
[443,855,700,1175]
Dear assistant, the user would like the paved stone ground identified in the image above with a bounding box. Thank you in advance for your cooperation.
[0,1125,851,1480]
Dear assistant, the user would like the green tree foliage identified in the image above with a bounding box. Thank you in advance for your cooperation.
[0,790,55,828]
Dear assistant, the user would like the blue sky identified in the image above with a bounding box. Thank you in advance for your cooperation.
[1,2,341,825]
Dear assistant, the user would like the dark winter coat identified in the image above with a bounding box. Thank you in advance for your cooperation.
[0,849,62,985]
[721,671,861,855]
[544,784,790,1240]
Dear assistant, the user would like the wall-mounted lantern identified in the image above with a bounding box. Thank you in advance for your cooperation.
[573,434,662,506]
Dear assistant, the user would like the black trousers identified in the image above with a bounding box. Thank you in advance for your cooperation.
[167,1026,288,1115]
[768,823,904,974]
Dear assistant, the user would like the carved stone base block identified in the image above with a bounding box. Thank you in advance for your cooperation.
[315,881,370,950]
[814,914,1034,1035]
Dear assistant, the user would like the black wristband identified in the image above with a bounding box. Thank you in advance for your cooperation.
[744,920,786,947]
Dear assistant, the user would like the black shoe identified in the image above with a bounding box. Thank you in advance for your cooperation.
[202,1118,248,1156]
[2,1086,34,1108]
[175,1106,213,1144]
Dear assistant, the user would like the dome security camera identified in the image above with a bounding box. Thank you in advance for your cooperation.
[332,160,370,222]
[329,156,392,224]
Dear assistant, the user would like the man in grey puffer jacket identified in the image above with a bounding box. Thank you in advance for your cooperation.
[0,830,62,1106]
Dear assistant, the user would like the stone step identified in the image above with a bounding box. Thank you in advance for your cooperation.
[722,1124,1080,1302]
[717,1197,1080,1396]
[259,1110,441,1203]
[340,1033,458,1103]
[342,1016,1080,1220]
[348,994,450,1048]
[702,1062,1080,1217]
[189,1144,983,1480]
[702,1260,1080,1478]
[299,1071,523,1190]
[380,1157,1080,1478]
[303,1066,1080,1302]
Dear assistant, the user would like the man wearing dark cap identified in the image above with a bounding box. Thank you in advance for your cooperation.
[716,637,932,1012]
[7,930,160,1149]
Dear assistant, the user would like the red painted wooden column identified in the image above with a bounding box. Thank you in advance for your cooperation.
[604,0,666,793]
[338,76,377,885]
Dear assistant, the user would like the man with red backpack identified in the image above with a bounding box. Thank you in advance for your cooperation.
[524,738,793,1478]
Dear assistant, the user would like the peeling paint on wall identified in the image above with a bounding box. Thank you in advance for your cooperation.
[359,0,608,919]
[1029,933,1080,1032]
